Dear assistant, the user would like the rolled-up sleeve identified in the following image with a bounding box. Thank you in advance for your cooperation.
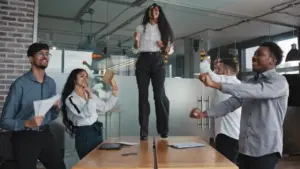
[221,76,289,99]
[206,96,242,118]
[199,60,227,83]
[132,25,143,54]
[93,94,118,113]
[0,82,25,131]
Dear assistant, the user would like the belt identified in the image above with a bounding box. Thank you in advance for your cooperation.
[76,121,103,132]
[24,125,49,131]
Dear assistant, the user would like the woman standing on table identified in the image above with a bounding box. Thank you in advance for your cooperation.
[132,3,174,140]
[61,68,118,159]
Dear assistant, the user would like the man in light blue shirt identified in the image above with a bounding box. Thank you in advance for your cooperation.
[191,42,289,169]
[0,43,66,169]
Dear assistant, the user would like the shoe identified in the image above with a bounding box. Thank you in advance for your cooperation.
[140,136,148,140]
[160,134,168,139]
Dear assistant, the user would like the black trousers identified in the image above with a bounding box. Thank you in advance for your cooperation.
[238,153,280,169]
[75,122,103,159]
[135,52,170,137]
[11,128,66,169]
[215,133,239,164]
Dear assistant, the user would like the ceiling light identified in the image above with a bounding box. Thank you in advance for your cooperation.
[286,43,300,62]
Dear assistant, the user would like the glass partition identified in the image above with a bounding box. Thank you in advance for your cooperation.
[64,50,93,74]
[244,46,259,72]
[46,49,62,73]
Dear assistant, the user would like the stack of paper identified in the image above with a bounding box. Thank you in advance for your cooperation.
[116,142,139,146]
[168,142,205,149]
[33,94,61,116]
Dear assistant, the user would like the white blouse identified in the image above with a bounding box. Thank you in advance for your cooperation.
[132,23,174,55]
[65,91,118,126]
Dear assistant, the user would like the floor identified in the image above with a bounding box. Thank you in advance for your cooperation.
[277,155,300,169]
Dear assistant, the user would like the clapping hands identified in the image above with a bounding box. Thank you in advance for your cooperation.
[111,79,118,96]
[198,73,221,89]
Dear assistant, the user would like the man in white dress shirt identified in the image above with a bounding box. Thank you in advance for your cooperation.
[192,55,241,163]
[132,3,174,140]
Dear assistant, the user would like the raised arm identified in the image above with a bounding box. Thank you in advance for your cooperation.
[92,94,118,113]
[65,96,94,118]
[206,96,242,118]
[132,25,142,54]
[199,59,212,73]
[167,43,174,55]
[83,61,93,71]
[221,75,289,99]
[199,59,225,83]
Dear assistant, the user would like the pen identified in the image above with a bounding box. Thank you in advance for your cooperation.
[121,152,138,156]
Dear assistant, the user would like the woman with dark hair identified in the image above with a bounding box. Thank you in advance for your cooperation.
[61,68,118,159]
[132,3,174,140]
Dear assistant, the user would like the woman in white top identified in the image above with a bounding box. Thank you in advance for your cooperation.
[61,68,118,159]
[191,55,241,163]
[132,3,174,140]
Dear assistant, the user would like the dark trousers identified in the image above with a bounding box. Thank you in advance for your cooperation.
[75,121,103,159]
[11,129,66,169]
[238,153,280,169]
[135,52,170,137]
[215,133,239,164]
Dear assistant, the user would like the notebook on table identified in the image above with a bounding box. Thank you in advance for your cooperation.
[168,142,205,149]
[98,143,121,150]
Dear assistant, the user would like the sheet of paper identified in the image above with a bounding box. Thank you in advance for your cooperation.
[33,94,61,116]
[168,142,205,149]
[103,69,114,85]
[116,142,139,146]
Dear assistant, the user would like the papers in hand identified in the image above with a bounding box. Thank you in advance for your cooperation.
[103,69,114,85]
[33,94,61,116]
[168,142,205,149]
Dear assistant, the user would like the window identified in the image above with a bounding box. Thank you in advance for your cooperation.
[64,50,93,74]
[276,37,299,68]
[245,46,258,71]
[46,49,62,73]
[244,37,299,72]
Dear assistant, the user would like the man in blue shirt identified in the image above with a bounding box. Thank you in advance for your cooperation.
[192,42,289,169]
[0,43,66,169]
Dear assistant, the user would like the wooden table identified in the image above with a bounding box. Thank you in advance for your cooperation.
[72,136,238,169]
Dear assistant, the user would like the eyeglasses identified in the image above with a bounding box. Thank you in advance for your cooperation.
[35,52,52,58]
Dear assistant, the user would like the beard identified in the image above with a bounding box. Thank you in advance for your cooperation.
[39,65,47,69]
[33,63,47,70]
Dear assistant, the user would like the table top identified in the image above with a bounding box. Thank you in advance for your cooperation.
[72,136,238,169]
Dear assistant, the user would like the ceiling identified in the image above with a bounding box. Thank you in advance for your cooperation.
[38,0,300,55]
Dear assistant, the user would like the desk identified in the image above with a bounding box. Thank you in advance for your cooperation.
[72,136,238,169]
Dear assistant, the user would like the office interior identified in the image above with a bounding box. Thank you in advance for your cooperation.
[2,0,300,168]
